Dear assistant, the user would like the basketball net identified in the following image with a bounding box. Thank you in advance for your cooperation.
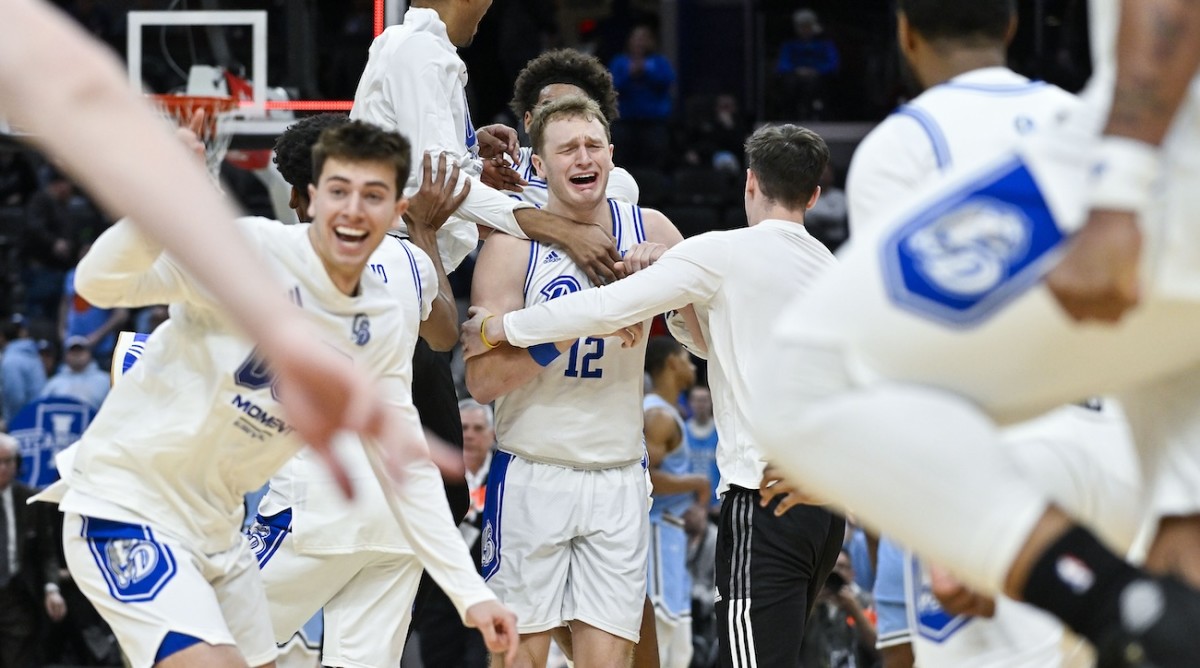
[148,94,237,179]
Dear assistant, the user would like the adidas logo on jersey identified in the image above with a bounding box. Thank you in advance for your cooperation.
[543,250,563,265]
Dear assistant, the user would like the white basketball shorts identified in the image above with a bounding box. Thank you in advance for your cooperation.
[481,452,649,641]
[63,512,276,668]
[248,507,425,668]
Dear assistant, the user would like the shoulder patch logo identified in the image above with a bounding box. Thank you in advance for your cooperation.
[882,157,1064,328]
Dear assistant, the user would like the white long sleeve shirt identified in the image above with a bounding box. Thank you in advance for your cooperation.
[350,8,531,271]
[43,218,495,618]
[503,219,836,493]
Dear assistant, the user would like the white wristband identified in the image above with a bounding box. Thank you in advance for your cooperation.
[1086,136,1162,213]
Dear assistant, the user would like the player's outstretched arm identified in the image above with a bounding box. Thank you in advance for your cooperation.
[463,233,573,404]
[359,404,507,640]
[479,155,529,193]
[406,151,470,351]
[468,227,723,354]
[465,600,520,666]
[1047,0,1200,323]
[514,208,622,286]
[474,123,520,162]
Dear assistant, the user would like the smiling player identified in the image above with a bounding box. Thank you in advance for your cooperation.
[36,121,517,668]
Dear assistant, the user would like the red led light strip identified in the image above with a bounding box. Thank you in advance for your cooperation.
[250,0,384,113]
[374,0,385,36]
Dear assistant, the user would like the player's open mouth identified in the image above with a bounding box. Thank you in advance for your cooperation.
[334,226,369,243]
[569,173,598,186]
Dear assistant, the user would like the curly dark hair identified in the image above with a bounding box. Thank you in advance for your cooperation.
[509,49,619,123]
[273,113,350,189]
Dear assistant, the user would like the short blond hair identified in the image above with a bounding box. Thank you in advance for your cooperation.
[529,95,610,157]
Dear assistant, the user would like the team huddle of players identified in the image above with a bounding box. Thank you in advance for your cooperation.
[11,0,1200,667]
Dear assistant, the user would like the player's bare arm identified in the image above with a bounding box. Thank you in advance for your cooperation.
[466,237,723,358]
[464,233,574,404]
[359,403,519,663]
[645,408,711,506]
[480,156,530,193]
[460,212,681,358]
[640,208,707,353]
[406,151,470,350]
[466,600,520,666]
[1047,0,1200,323]
[929,565,997,619]
[759,464,832,516]
[475,123,521,162]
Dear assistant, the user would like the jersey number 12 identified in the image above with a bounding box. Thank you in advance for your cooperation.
[564,337,604,379]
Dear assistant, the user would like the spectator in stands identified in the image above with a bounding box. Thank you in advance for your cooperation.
[0,431,65,667]
[1,314,46,427]
[683,93,751,173]
[774,8,840,120]
[802,549,880,668]
[610,24,675,170]
[0,151,38,206]
[498,0,560,91]
[805,163,849,252]
[36,338,57,380]
[40,336,109,409]
[461,398,495,529]
[685,385,720,513]
[59,243,127,369]
[21,167,100,321]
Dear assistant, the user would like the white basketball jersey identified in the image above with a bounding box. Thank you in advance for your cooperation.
[53,219,430,554]
[258,233,436,554]
[848,68,1078,235]
[508,146,640,208]
[899,69,1076,173]
[494,199,649,468]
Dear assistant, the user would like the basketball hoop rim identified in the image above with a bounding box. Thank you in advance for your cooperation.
[148,93,238,113]
[148,94,239,176]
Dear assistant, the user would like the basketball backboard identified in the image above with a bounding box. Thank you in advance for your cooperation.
[124,0,406,143]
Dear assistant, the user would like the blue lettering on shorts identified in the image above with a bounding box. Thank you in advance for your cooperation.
[83,517,177,603]
[906,554,971,643]
[481,451,514,581]
[881,156,1064,328]
[245,508,293,568]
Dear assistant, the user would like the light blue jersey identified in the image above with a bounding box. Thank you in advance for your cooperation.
[646,392,693,521]
[685,419,720,507]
